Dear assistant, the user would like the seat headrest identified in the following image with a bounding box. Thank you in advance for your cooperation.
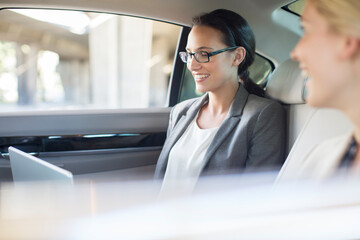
[265,59,307,104]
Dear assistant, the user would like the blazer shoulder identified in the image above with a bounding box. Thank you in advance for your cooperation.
[245,94,284,115]
[171,96,202,118]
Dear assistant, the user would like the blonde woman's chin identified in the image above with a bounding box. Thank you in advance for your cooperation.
[304,85,321,108]
[305,91,331,109]
[303,78,318,107]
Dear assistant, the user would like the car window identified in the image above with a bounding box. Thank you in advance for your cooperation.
[282,0,305,16]
[0,9,181,112]
[178,53,275,102]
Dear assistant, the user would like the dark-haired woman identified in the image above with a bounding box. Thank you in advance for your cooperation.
[155,9,285,189]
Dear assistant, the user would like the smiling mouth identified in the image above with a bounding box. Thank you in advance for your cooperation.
[193,74,209,82]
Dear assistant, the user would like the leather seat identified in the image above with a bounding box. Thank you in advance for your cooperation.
[265,59,353,171]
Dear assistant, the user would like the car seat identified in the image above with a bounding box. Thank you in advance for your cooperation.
[265,59,354,173]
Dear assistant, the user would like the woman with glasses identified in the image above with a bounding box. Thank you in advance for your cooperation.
[277,0,360,181]
[155,9,285,190]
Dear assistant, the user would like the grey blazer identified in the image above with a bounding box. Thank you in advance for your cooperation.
[154,84,286,179]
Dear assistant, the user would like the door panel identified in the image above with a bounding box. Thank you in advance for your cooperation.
[0,108,170,180]
[0,108,170,137]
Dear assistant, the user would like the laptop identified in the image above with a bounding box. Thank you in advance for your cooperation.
[8,146,73,184]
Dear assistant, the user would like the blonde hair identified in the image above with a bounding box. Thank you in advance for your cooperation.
[307,0,360,38]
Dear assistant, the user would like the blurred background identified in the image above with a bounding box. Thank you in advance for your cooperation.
[0,9,181,111]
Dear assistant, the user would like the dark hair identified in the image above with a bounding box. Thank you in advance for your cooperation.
[192,9,265,97]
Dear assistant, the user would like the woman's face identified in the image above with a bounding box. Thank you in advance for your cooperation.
[291,2,352,108]
[186,25,239,93]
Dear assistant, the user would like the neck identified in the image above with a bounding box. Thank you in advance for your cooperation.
[353,65,360,145]
[340,98,360,145]
[207,81,239,115]
[350,114,360,145]
[341,79,360,145]
[331,62,360,145]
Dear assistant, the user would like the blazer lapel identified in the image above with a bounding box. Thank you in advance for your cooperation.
[167,94,208,148]
[202,84,249,170]
[155,94,209,177]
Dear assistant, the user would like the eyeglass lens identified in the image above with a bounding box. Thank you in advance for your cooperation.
[180,51,209,63]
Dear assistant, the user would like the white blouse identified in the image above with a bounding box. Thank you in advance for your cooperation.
[161,114,219,193]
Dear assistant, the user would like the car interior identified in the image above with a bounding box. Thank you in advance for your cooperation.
[2,0,360,238]
[0,0,354,183]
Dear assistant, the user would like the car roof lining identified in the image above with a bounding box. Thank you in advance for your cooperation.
[0,0,300,63]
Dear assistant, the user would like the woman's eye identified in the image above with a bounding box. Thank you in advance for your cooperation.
[199,51,208,56]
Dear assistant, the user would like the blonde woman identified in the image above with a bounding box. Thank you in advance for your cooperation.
[278,0,360,180]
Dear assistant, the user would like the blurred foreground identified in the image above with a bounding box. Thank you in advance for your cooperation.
[1,172,360,239]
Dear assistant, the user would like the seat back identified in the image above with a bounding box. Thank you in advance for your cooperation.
[266,59,353,167]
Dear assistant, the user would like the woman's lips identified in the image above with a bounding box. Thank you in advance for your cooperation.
[193,74,209,83]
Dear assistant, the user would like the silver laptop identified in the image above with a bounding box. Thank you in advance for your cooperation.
[9,146,73,184]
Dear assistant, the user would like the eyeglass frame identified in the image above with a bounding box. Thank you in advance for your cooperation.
[179,46,240,63]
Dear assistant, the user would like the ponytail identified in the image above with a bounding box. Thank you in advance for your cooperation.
[239,69,265,97]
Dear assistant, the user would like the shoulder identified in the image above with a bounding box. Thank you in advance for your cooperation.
[248,94,283,110]
[243,94,284,118]
[173,97,200,110]
[306,133,352,160]
[169,96,206,126]
[278,132,353,182]
[298,134,352,178]
[171,96,202,117]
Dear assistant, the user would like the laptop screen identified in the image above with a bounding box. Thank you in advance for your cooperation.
[9,147,73,184]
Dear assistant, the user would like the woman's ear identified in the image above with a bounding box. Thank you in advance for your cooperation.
[233,47,246,66]
[339,36,360,60]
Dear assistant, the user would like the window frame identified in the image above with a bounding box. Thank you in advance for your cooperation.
[282,0,305,17]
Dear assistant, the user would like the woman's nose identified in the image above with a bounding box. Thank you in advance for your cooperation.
[290,49,297,61]
[188,56,201,70]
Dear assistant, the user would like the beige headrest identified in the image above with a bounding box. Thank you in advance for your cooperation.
[266,59,307,104]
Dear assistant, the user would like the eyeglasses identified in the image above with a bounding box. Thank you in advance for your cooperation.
[179,46,239,63]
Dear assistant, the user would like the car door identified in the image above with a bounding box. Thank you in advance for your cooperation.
[0,8,190,181]
[0,7,274,182]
